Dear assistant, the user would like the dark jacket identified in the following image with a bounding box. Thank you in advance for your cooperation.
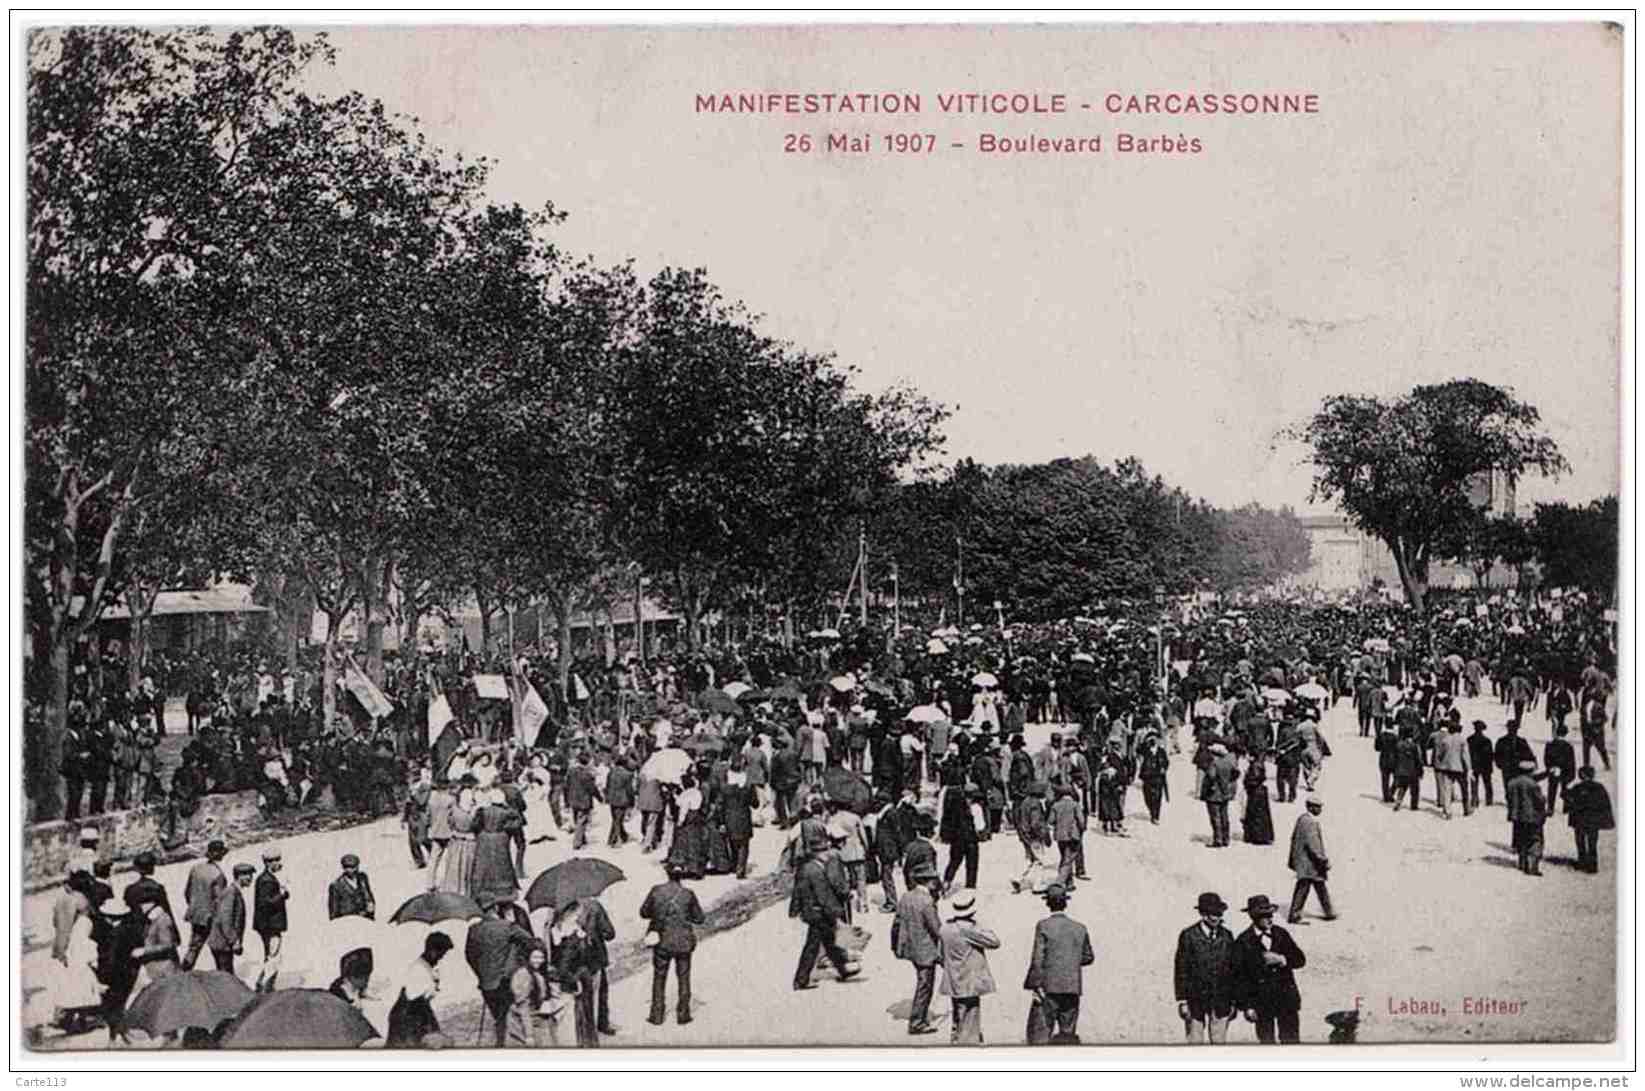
[1023,911,1094,995]
[1565,781,1615,831]
[1494,734,1534,780]
[327,872,376,921]
[771,747,802,791]
[792,857,847,925]
[1174,921,1237,1012]
[577,899,616,969]
[1230,924,1306,1014]
[464,915,532,991]
[639,879,705,954]
[564,765,601,811]
[900,836,937,886]
[720,781,755,840]
[875,805,910,864]
[1466,731,1495,776]
[605,765,635,809]
[207,884,247,952]
[252,870,288,935]
[1543,739,1577,785]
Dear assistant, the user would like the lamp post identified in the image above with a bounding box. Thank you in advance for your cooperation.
[1154,585,1167,699]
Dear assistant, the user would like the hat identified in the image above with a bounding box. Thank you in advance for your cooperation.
[1009,736,1025,749]
[1518,759,1537,771]
[1472,720,1488,730]
[950,892,977,917]
[1195,892,1228,914]
[262,849,282,862]
[206,839,227,857]
[1243,895,1279,916]
[97,897,128,917]
[79,826,100,843]
[233,863,255,877]
[134,851,158,871]
[341,854,360,868]
[1042,882,1068,902]
[1304,794,1323,809]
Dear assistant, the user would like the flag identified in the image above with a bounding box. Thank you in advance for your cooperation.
[343,657,394,721]
[517,681,550,744]
[427,689,453,747]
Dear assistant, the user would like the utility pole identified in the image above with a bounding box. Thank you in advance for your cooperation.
[632,563,646,668]
[890,562,900,637]
[858,524,869,627]
[955,535,965,629]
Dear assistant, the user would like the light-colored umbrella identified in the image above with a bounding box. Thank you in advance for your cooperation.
[964,636,984,646]
[925,639,948,655]
[1453,618,1473,628]
[1294,682,1330,701]
[1070,652,1095,664]
[641,748,692,785]
[905,705,946,724]
[722,681,753,699]
[971,672,999,688]
[940,626,963,638]
[828,673,858,693]
[1382,684,1404,702]
[816,628,842,640]
[1506,624,1527,635]
[1261,686,1292,704]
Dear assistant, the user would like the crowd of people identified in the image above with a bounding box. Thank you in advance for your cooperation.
[34,581,1620,1048]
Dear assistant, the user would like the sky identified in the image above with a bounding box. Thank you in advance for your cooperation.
[306,21,1624,514]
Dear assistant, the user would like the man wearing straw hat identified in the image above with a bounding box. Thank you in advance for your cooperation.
[938,890,999,1044]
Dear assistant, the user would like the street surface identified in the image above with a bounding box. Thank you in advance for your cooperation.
[23,693,1616,1049]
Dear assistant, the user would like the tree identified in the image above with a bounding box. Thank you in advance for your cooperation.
[1530,497,1618,598]
[1286,379,1568,615]
[24,27,335,817]
[1487,513,1538,588]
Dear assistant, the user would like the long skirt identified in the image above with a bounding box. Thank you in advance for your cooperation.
[1242,787,1275,845]
[471,832,519,904]
[1097,783,1125,824]
[706,826,734,875]
[667,813,710,879]
[386,992,439,1047]
[437,835,477,896]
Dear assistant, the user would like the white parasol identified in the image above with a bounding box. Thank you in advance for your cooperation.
[971,672,999,688]
[905,705,945,724]
[641,749,692,785]
[828,674,858,693]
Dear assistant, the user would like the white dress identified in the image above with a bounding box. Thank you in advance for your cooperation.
[522,768,556,835]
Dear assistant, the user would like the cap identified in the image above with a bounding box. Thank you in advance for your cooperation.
[1305,794,1324,809]
[262,849,282,862]
[341,854,360,868]
[79,826,100,842]
[233,863,255,877]
[206,839,227,857]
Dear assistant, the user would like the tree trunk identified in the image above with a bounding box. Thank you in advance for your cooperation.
[322,620,338,732]
[36,641,70,820]
[1390,539,1430,616]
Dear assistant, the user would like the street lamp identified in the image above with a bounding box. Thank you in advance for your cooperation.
[1153,585,1167,699]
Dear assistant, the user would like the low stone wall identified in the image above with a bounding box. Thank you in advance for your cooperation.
[23,790,264,889]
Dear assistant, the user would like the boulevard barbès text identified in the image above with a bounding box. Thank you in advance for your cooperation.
[695,89,1321,157]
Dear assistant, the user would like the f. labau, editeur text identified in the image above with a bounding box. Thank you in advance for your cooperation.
[695,90,1320,114]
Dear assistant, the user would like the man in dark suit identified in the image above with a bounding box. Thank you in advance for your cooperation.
[326,854,376,920]
[1174,892,1237,1043]
[720,765,756,879]
[180,839,228,969]
[1543,725,1577,814]
[464,893,533,1046]
[605,756,636,847]
[1230,894,1307,1043]
[564,751,602,850]
[900,810,939,890]
[1467,721,1496,809]
[771,738,803,828]
[577,895,619,1035]
[639,861,705,1025]
[1494,722,1535,792]
[875,796,911,913]
[1202,742,1238,848]
[891,863,943,1034]
[252,850,288,992]
[1023,882,1094,1043]
[792,842,858,990]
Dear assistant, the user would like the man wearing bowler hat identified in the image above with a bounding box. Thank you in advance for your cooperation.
[1174,892,1237,1043]
[891,862,944,1034]
[1023,881,1093,1044]
[1230,895,1307,1043]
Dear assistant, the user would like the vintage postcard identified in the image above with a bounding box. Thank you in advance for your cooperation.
[12,14,1630,1072]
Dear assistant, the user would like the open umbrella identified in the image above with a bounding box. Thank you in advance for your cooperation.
[125,971,254,1037]
[815,628,842,640]
[1070,652,1094,665]
[218,989,378,1050]
[525,858,626,912]
[971,671,999,688]
[905,704,945,724]
[722,681,753,699]
[964,636,984,646]
[734,687,769,703]
[770,680,806,701]
[1294,682,1330,701]
[828,673,858,693]
[925,639,949,655]
[700,690,740,716]
[821,766,876,815]
[641,748,692,785]
[388,891,483,926]
[1261,686,1292,704]
[862,678,894,698]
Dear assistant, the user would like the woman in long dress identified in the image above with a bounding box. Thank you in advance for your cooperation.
[549,908,598,1047]
[506,941,562,1047]
[522,754,557,841]
[1242,756,1275,845]
[470,789,522,906]
[666,774,709,880]
[438,781,479,897]
[49,873,102,1024]
[386,933,452,1047]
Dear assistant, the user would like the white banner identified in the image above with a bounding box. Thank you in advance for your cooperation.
[427,691,453,746]
[344,658,394,720]
[517,681,549,743]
